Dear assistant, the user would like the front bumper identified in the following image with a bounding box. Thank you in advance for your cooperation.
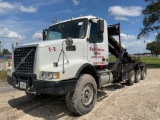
[7,73,77,95]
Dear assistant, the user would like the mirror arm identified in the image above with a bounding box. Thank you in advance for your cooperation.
[87,38,91,42]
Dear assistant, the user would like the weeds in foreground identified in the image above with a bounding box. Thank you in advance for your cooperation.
[0,71,7,82]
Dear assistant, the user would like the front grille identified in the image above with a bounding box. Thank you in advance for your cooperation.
[14,46,36,74]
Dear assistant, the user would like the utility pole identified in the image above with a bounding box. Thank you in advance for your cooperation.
[16,42,18,46]
[0,41,1,54]
[1,45,3,55]
[12,43,14,51]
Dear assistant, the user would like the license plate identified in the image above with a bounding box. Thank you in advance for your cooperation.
[20,82,26,89]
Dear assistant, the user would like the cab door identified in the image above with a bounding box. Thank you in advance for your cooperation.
[87,19,108,66]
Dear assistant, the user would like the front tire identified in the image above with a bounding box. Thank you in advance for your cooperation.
[66,74,97,115]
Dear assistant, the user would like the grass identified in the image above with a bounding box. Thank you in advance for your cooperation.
[0,59,11,81]
[0,71,7,82]
[140,57,160,68]
[109,56,117,62]
[109,56,160,68]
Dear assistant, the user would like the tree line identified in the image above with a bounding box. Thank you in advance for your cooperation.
[139,0,160,57]
[0,49,11,55]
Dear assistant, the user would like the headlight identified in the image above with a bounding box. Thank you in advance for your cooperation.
[41,72,60,80]
[52,72,60,79]
[48,73,53,79]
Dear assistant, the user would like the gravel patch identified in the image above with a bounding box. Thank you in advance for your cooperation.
[0,69,160,120]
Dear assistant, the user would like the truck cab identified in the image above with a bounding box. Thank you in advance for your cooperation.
[7,16,147,115]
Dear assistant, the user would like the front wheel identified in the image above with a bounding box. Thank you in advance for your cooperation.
[66,74,97,115]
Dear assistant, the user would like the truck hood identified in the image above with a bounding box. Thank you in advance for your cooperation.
[19,39,64,48]
[18,39,82,48]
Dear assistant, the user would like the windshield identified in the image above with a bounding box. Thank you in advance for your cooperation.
[45,19,88,41]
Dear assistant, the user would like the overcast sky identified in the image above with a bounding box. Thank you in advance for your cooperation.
[0,0,155,54]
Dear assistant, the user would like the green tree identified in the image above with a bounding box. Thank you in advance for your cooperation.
[2,48,10,54]
[146,41,160,57]
[138,0,160,41]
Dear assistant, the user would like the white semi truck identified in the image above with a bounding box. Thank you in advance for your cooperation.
[7,16,147,115]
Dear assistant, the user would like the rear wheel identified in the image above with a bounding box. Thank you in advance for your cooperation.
[141,66,147,80]
[66,74,97,115]
[126,69,135,86]
[135,68,141,83]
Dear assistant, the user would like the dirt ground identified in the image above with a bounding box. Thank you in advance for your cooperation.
[0,69,160,120]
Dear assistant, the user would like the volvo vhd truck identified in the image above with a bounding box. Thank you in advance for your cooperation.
[7,16,147,115]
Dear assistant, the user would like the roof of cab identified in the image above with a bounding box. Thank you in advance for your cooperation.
[50,15,100,26]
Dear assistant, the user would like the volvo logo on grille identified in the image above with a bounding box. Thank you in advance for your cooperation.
[21,57,26,63]
[15,48,34,72]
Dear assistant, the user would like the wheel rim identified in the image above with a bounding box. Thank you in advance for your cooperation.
[81,83,94,106]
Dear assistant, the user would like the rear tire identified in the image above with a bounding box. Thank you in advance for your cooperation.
[141,66,147,80]
[135,68,141,83]
[126,69,135,86]
[66,74,97,115]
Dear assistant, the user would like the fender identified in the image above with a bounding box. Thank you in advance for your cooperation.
[75,63,97,78]
[75,63,100,88]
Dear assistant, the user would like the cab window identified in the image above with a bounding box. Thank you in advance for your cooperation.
[89,22,103,43]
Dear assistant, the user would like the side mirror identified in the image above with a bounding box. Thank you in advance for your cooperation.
[42,29,48,41]
[98,19,104,33]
